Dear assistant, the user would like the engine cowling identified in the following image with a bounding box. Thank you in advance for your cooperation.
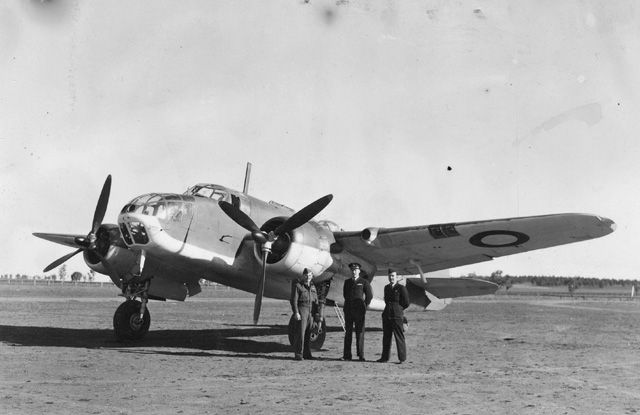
[361,227,379,244]
[254,218,334,279]
[83,224,138,286]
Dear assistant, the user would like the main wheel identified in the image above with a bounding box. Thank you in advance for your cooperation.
[309,318,327,351]
[287,315,327,351]
[113,299,150,341]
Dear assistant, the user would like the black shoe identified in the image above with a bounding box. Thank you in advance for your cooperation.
[294,355,303,361]
[303,355,314,360]
[358,357,366,362]
[376,358,388,363]
[340,356,352,361]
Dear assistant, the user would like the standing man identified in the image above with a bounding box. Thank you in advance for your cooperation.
[290,268,319,361]
[377,268,410,363]
[342,262,372,361]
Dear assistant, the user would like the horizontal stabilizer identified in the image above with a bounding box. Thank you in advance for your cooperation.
[407,277,498,298]
[405,277,497,310]
[424,290,452,311]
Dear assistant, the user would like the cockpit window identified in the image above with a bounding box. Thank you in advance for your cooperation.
[193,187,214,198]
[210,190,227,201]
[190,187,207,197]
[121,194,192,220]
[186,185,229,202]
[132,194,154,205]
[166,202,192,221]
[142,202,165,217]
[153,203,166,219]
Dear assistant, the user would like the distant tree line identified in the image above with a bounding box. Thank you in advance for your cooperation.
[470,270,639,290]
[1,265,96,282]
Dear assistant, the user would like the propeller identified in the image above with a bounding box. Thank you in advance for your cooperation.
[34,175,120,282]
[219,194,333,324]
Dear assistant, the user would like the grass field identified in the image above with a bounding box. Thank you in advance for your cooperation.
[1,283,639,414]
[2,279,637,299]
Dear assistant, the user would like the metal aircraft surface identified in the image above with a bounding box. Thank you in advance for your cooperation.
[34,167,616,348]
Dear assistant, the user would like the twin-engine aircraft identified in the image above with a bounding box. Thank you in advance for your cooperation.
[34,167,616,349]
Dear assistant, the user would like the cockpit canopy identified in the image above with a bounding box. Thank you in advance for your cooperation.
[120,193,195,220]
[119,193,197,245]
[184,184,249,214]
[184,184,231,201]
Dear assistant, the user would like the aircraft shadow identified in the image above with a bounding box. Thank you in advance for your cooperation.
[0,324,349,359]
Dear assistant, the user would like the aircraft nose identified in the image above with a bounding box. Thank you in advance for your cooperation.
[118,213,154,245]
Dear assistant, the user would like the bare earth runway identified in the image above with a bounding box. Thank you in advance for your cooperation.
[1,285,639,414]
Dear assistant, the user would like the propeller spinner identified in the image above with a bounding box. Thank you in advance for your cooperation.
[219,194,333,324]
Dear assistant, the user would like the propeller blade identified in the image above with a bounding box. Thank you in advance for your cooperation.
[36,175,117,277]
[91,175,112,234]
[219,201,262,235]
[33,233,86,249]
[274,194,333,236]
[43,248,82,273]
[253,249,269,325]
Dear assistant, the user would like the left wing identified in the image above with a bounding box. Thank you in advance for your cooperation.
[332,213,615,275]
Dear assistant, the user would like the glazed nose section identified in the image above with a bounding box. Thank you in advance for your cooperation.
[118,212,153,246]
[119,220,149,245]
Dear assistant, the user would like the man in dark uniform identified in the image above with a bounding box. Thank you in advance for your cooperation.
[342,262,372,361]
[290,268,319,360]
[377,268,410,363]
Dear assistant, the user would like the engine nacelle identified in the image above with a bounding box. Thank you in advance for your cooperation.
[83,224,138,286]
[361,227,379,244]
[255,218,334,279]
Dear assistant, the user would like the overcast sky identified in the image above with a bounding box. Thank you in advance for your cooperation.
[1,0,638,280]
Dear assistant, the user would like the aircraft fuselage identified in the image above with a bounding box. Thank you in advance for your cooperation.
[115,184,353,302]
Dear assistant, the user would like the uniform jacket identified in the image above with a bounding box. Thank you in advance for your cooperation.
[381,283,410,320]
[343,277,373,314]
[290,280,319,315]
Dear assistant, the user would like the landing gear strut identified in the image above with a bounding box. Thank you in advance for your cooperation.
[113,277,151,341]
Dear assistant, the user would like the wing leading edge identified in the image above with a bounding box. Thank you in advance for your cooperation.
[333,213,615,275]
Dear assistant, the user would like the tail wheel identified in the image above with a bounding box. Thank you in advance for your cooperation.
[287,315,327,351]
[114,299,150,341]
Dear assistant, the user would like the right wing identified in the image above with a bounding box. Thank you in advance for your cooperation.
[333,213,615,275]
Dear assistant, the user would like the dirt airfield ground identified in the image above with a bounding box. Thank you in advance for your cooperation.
[1,283,639,415]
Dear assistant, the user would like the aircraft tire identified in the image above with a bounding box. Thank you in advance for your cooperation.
[287,315,327,351]
[310,318,326,351]
[113,299,150,341]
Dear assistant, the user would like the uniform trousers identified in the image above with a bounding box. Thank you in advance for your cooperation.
[343,312,366,359]
[380,317,406,362]
[293,306,314,358]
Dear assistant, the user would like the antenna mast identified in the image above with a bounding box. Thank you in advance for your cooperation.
[242,162,252,195]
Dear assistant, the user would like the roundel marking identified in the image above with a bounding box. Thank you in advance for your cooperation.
[469,230,530,248]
